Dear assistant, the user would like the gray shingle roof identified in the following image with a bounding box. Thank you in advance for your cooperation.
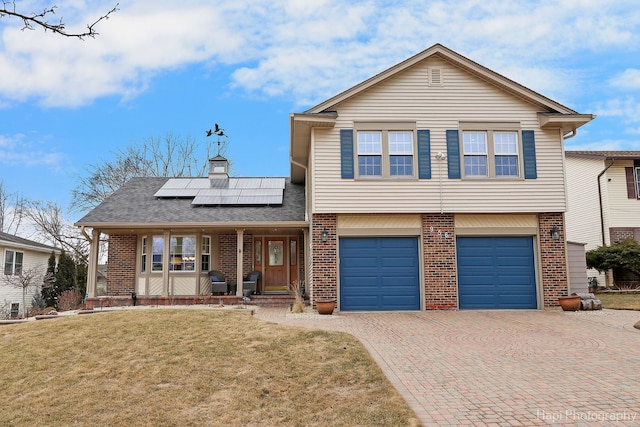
[565,150,640,159]
[0,231,59,252]
[75,177,306,226]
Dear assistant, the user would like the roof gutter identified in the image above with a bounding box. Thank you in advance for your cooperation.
[597,159,615,246]
[563,129,577,140]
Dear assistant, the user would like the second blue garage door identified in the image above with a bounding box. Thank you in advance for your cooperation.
[339,237,420,311]
[457,236,537,309]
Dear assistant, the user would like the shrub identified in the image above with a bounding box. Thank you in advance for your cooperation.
[57,288,82,312]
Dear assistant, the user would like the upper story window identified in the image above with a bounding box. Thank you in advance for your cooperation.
[460,124,521,179]
[355,124,416,179]
[3,250,23,276]
[636,167,640,199]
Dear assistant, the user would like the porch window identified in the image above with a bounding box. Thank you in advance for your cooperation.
[152,237,163,271]
[3,250,23,276]
[201,236,211,272]
[170,236,196,271]
[141,236,147,273]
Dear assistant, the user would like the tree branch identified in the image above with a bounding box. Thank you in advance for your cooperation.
[0,1,118,39]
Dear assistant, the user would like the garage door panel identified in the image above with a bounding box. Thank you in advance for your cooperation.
[340,237,420,311]
[457,236,537,309]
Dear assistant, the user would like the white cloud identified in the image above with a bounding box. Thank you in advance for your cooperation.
[593,97,640,121]
[0,133,65,168]
[610,69,640,90]
[1,0,640,107]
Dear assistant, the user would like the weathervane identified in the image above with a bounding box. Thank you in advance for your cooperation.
[206,123,227,155]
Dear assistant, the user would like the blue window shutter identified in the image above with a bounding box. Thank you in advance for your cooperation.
[340,129,354,179]
[417,130,431,179]
[522,130,537,179]
[446,130,461,179]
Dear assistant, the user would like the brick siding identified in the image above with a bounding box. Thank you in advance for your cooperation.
[423,214,458,309]
[538,213,569,306]
[311,213,337,302]
[106,234,137,296]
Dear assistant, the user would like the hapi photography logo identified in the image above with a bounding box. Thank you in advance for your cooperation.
[537,409,637,423]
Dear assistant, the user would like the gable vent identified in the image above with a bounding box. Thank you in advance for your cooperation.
[428,67,443,86]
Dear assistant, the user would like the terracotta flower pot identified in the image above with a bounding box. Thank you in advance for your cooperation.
[315,298,335,315]
[558,295,581,312]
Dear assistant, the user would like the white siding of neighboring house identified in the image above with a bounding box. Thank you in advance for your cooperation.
[0,245,52,315]
[565,156,605,250]
[311,56,568,214]
[605,161,640,228]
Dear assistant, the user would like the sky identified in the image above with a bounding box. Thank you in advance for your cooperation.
[1,0,640,224]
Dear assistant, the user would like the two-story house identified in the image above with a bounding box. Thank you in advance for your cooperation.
[1,231,59,317]
[565,151,640,288]
[77,44,594,310]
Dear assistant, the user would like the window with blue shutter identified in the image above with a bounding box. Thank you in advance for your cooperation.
[446,130,461,179]
[417,130,431,179]
[340,129,354,179]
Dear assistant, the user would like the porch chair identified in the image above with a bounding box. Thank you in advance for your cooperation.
[208,270,228,295]
[242,270,261,295]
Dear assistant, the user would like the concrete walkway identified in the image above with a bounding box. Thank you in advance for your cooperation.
[255,308,640,426]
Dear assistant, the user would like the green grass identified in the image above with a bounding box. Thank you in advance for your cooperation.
[0,309,419,426]
[597,292,640,310]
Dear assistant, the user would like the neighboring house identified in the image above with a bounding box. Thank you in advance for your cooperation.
[77,44,594,310]
[0,231,59,317]
[565,151,640,288]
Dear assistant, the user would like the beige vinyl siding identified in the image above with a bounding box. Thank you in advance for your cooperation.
[567,242,588,294]
[565,156,605,249]
[312,57,567,214]
[605,162,640,228]
[0,247,50,311]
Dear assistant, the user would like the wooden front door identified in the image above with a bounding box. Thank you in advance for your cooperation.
[264,238,288,292]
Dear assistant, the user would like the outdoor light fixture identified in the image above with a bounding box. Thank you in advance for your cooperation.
[321,228,328,243]
[550,225,561,241]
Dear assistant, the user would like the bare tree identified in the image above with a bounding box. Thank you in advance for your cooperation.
[0,1,118,39]
[24,200,89,263]
[71,133,214,212]
[2,266,44,318]
[0,180,27,235]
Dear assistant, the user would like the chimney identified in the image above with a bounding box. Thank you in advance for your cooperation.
[208,155,229,180]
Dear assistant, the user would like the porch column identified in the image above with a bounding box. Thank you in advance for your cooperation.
[162,230,170,296]
[86,228,100,298]
[236,229,244,296]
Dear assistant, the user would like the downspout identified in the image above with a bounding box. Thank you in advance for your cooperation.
[597,159,615,246]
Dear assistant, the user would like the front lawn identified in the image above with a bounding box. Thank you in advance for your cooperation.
[0,309,419,426]
[596,292,640,310]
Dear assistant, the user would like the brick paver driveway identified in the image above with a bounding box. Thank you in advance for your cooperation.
[255,308,640,426]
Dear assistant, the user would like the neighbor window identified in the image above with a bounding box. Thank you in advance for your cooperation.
[461,127,520,178]
[355,124,416,178]
[3,250,23,276]
[636,167,640,199]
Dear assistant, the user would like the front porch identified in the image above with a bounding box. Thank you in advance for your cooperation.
[85,293,301,309]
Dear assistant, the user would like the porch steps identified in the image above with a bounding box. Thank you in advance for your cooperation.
[245,294,298,308]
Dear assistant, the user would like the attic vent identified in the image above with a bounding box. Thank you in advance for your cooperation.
[428,67,443,86]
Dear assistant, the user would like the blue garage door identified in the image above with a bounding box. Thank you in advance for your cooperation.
[457,236,537,309]
[339,237,420,311]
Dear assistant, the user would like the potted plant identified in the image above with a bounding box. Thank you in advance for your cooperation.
[558,295,581,311]
[315,298,335,315]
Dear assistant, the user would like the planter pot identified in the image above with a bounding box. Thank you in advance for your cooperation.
[558,295,581,312]
[315,299,335,315]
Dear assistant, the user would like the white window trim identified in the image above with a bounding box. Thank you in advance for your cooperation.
[3,249,23,276]
[355,122,417,179]
[459,122,523,180]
